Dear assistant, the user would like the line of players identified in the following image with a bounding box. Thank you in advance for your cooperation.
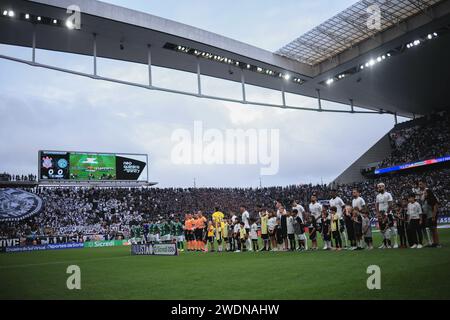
[134,181,441,252]
[131,217,185,250]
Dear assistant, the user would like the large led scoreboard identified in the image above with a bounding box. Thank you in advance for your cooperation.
[38,151,148,182]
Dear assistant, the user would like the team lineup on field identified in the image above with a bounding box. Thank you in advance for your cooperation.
[131,182,442,253]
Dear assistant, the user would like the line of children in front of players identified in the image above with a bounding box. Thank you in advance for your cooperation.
[139,184,440,252]
[186,205,372,252]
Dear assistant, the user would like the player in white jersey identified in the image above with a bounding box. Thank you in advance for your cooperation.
[308,194,322,249]
[231,213,238,224]
[240,205,252,251]
[330,189,347,247]
[330,190,345,218]
[309,194,322,223]
[376,183,398,248]
[291,201,308,250]
[352,189,366,211]
[275,200,282,217]
[291,200,306,222]
[351,188,366,249]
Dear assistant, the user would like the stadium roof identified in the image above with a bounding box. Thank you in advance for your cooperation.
[0,0,449,118]
[276,0,444,65]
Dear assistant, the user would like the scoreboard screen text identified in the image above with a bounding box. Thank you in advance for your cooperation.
[39,151,148,182]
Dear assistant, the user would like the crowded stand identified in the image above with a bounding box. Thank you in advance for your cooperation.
[380,111,449,168]
[0,167,448,251]
[1,112,448,251]
[0,173,37,182]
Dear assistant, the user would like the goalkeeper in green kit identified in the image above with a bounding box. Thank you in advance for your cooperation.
[172,217,185,252]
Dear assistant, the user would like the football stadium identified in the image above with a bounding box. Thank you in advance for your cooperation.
[1,0,450,304]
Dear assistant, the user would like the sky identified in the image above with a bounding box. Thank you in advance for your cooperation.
[0,0,407,187]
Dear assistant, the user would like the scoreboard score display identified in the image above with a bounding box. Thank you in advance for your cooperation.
[39,151,148,182]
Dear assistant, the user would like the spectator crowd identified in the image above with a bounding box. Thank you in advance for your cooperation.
[380,111,450,168]
[0,168,448,240]
[1,112,448,242]
[0,173,37,182]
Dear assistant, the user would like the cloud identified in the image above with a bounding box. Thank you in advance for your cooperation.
[0,1,406,187]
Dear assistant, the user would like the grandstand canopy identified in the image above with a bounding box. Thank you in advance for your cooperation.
[277,0,444,65]
[0,0,449,117]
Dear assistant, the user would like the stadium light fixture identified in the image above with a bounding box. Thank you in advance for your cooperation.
[326,28,447,87]
[25,13,30,19]
[37,16,41,21]
[166,42,305,85]
[8,10,14,17]
[66,19,74,29]
[52,19,57,24]
[2,10,7,16]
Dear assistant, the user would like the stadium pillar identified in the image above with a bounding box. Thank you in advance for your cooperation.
[394,113,398,125]
[282,86,286,107]
[316,89,322,111]
[241,69,246,103]
[197,58,202,96]
[147,45,152,87]
[31,25,36,63]
[93,33,97,76]
[349,99,354,113]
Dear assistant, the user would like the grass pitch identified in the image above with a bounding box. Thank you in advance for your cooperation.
[1,230,450,300]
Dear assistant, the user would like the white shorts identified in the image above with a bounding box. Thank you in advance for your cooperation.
[296,234,306,241]
[389,226,397,235]
[149,234,160,242]
[160,234,172,242]
[176,235,184,242]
